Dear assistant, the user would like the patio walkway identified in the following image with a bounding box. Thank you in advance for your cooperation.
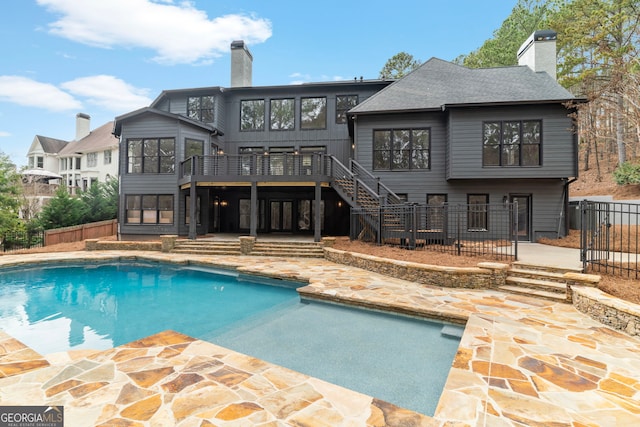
[0,250,638,426]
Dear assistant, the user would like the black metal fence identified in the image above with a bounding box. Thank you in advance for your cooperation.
[350,202,517,260]
[1,229,45,253]
[580,200,640,278]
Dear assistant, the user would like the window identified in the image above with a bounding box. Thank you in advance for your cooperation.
[104,150,112,164]
[269,147,295,175]
[239,147,264,175]
[426,194,447,231]
[125,195,174,224]
[483,120,541,167]
[240,99,265,131]
[301,97,327,129]
[127,138,175,174]
[87,152,97,167]
[75,157,81,170]
[373,128,430,170]
[185,195,201,225]
[60,158,67,171]
[37,156,44,168]
[185,138,204,159]
[300,146,326,175]
[187,95,215,123]
[239,199,266,230]
[336,95,358,124]
[270,98,295,130]
[467,194,488,231]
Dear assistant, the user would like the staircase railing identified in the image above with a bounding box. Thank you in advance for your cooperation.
[350,160,403,205]
[329,156,382,209]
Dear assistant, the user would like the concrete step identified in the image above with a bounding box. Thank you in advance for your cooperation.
[505,276,567,293]
[508,268,566,281]
[497,285,567,303]
[511,261,583,274]
[172,249,242,255]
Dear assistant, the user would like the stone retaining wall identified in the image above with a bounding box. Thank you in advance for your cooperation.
[572,286,640,337]
[324,247,507,289]
[85,239,162,252]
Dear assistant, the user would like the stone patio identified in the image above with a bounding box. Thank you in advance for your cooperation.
[0,250,639,426]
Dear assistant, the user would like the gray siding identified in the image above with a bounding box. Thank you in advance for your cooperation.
[117,114,214,236]
[353,111,448,200]
[447,104,576,179]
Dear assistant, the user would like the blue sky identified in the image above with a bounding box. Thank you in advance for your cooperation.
[0,0,516,167]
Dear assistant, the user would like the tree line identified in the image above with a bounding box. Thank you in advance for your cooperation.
[382,0,640,183]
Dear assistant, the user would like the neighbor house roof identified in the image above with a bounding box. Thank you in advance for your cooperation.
[59,121,118,156]
[350,58,577,115]
[35,135,68,154]
[112,107,223,137]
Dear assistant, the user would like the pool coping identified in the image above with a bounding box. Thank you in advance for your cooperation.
[0,250,639,426]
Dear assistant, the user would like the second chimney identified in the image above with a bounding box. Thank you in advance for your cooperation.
[517,30,557,80]
[76,113,91,140]
[230,40,253,87]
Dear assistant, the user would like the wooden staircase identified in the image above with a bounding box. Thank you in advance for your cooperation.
[498,262,584,303]
[171,239,324,258]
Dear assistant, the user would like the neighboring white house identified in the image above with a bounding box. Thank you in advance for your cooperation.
[58,114,119,193]
[22,113,119,215]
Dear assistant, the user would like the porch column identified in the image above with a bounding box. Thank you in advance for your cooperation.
[188,157,197,239]
[188,182,197,239]
[250,181,258,237]
[314,181,321,242]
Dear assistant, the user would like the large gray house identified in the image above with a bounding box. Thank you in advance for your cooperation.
[113,31,578,242]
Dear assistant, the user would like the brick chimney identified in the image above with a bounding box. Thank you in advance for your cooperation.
[75,112,90,140]
[517,30,557,80]
[230,40,253,87]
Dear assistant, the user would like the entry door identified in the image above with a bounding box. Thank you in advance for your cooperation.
[270,201,293,232]
[510,195,531,241]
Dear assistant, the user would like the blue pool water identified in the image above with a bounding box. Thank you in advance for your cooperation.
[0,261,461,416]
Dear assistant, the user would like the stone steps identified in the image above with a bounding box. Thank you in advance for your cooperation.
[498,263,581,303]
[171,240,324,258]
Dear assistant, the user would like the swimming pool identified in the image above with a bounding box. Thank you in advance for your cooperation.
[0,260,461,415]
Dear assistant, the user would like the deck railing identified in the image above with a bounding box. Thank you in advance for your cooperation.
[180,153,332,179]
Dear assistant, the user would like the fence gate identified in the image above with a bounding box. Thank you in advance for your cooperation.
[580,199,640,278]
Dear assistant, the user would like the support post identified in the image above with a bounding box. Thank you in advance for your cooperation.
[250,182,258,237]
[188,156,197,240]
[314,181,322,242]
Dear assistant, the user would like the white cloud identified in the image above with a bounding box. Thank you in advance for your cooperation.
[61,75,153,112]
[0,131,10,137]
[0,76,82,111]
[37,0,272,64]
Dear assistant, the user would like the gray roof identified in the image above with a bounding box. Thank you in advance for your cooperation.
[113,107,223,136]
[350,58,576,114]
[59,121,118,156]
[35,135,68,153]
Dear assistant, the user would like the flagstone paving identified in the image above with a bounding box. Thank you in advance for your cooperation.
[0,250,638,426]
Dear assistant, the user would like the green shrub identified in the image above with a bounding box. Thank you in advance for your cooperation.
[613,162,640,185]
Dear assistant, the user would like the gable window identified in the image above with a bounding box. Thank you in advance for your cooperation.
[125,194,174,224]
[127,138,175,174]
[185,138,204,159]
[301,97,327,129]
[240,99,265,131]
[373,128,430,170]
[483,120,541,167]
[336,95,358,124]
[104,149,112,164]
[467,194,488,231]
[187,95,215,123]
[87,152,97,167]
[270,98,295,130]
